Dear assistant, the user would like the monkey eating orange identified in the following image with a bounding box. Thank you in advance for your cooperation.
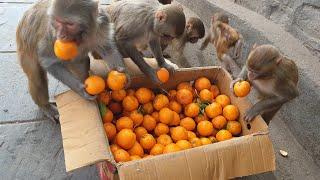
[84,75,106,95]
[233,80,251,97]
[54,40,78,61]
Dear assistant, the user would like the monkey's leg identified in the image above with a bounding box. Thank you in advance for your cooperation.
[119,41,161,85]
[149,39,176,73]
[23,61,59,123]
[65,57,90,82]
[220,54,238,74]
[261,108,280,125]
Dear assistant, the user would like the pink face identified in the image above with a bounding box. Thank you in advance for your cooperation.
[53,17,83,42]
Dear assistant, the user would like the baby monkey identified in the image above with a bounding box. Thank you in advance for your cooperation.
[200,12,243,72]
[231,44,299,124]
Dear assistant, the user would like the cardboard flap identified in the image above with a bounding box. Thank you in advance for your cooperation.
[118,134,275,180]
[55,91,114,172]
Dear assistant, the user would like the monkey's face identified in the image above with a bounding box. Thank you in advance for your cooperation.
[52,17,85,43]
[247,50,276,80]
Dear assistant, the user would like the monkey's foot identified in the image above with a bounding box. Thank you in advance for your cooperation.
[41,104,60,124]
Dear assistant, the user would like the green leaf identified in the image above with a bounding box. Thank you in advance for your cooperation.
[99,102,107,117]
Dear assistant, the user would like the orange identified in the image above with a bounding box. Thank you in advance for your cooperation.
[200,137,212,145]
[234,81,251,97]
[212,115,227,129]
[205,102,222,118]
[116,129,136,150]
[190,138,202,147]
[223,105,239,121]
[84,75,106,95]
[116,117,134,131]
[130,110,144,127]
[199,89,213,102]
[169,100,182,113]
[176,140,192,150]
[110,144,120,154]
[169,111,181,126]
[140,134,156,150]
[128,142,144,157]
[102,108,113,123]
[170,126,188,142]
[215,94,231,108]
[109,102,122,115]
[195,114,208,123]
[122,95,139,112]
[113,149,130,162]
[130,155,142,161]
[184,103,200,117]
[177,82,193,92]
[226,121,242,136]
[142,115,157,131]
[168,90,177,100]
[195,77,211,91]
[176,89,193,105]
[142,102,154,114]
[157,134,173,146]
[210,85,220,98]
[98,91,110,105]
[151,112,159,122]
[159,108,174,124]
[208,136,218,143]
[157,68,170,83]
[107,70,127,91]
[135,88,153,104]
[111,90,126,102]
[163,143,181,154]
[104,123,117,141]
[54,40,78,61]
[134,127,148,141]
[197,120,214,136]
[154,123,169,136]
[180,117,196,131]
[216,130,233,142]
[150,144,165,155]
[126,89,135,96]
[187,131,197,141]
[153,94,169,111]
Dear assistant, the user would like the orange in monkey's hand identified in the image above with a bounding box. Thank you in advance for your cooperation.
[84,75,106,95]
[157,68,170,83]
[234,81,251,97]
[54,40,78,61]
[107,70,127,91]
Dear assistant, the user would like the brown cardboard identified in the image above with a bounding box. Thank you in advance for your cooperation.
[55,58,275,179]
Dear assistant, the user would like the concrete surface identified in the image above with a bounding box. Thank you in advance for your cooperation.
[0,0,319,180]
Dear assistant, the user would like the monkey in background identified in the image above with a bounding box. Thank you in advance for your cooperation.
[200,12,243,72]
[231,44,299,124]
[107,0,186,85]
[16,0,126,122]
[142,17,205,60]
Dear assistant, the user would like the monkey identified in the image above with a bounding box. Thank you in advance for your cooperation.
[16,0,126,123]
[141,17,205,60]
[107,0,186,85]
[230,44,299,125]
[112,0,173,5]
[200,12,243,72]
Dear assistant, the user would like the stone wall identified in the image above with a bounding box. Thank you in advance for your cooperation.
[231,0,320,58]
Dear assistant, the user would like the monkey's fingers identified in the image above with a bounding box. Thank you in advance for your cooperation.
[244,110,257,122]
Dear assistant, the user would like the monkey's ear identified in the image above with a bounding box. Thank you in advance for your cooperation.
[155,10,167,22]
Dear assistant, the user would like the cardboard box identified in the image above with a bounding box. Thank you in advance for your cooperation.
[55,58,275,180]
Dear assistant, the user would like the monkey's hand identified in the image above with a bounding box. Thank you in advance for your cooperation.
[161,60,179,75]
[244,108,259,122]
[116,66,132,89]
[79,84,97,101]
[230,78,242,95]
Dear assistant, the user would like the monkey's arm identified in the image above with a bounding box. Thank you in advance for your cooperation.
[244,82,299,122]
[149,38,175,72]
[200,33,212,50]
[230,65,248,93]
[232,34,243,60]
[118,40,161,85]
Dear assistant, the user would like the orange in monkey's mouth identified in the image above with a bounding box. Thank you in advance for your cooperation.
[54,39,78,61]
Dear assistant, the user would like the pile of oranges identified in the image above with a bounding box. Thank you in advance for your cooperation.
[99,76,243,163]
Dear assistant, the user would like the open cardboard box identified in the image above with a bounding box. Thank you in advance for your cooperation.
[55,58,275,180]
